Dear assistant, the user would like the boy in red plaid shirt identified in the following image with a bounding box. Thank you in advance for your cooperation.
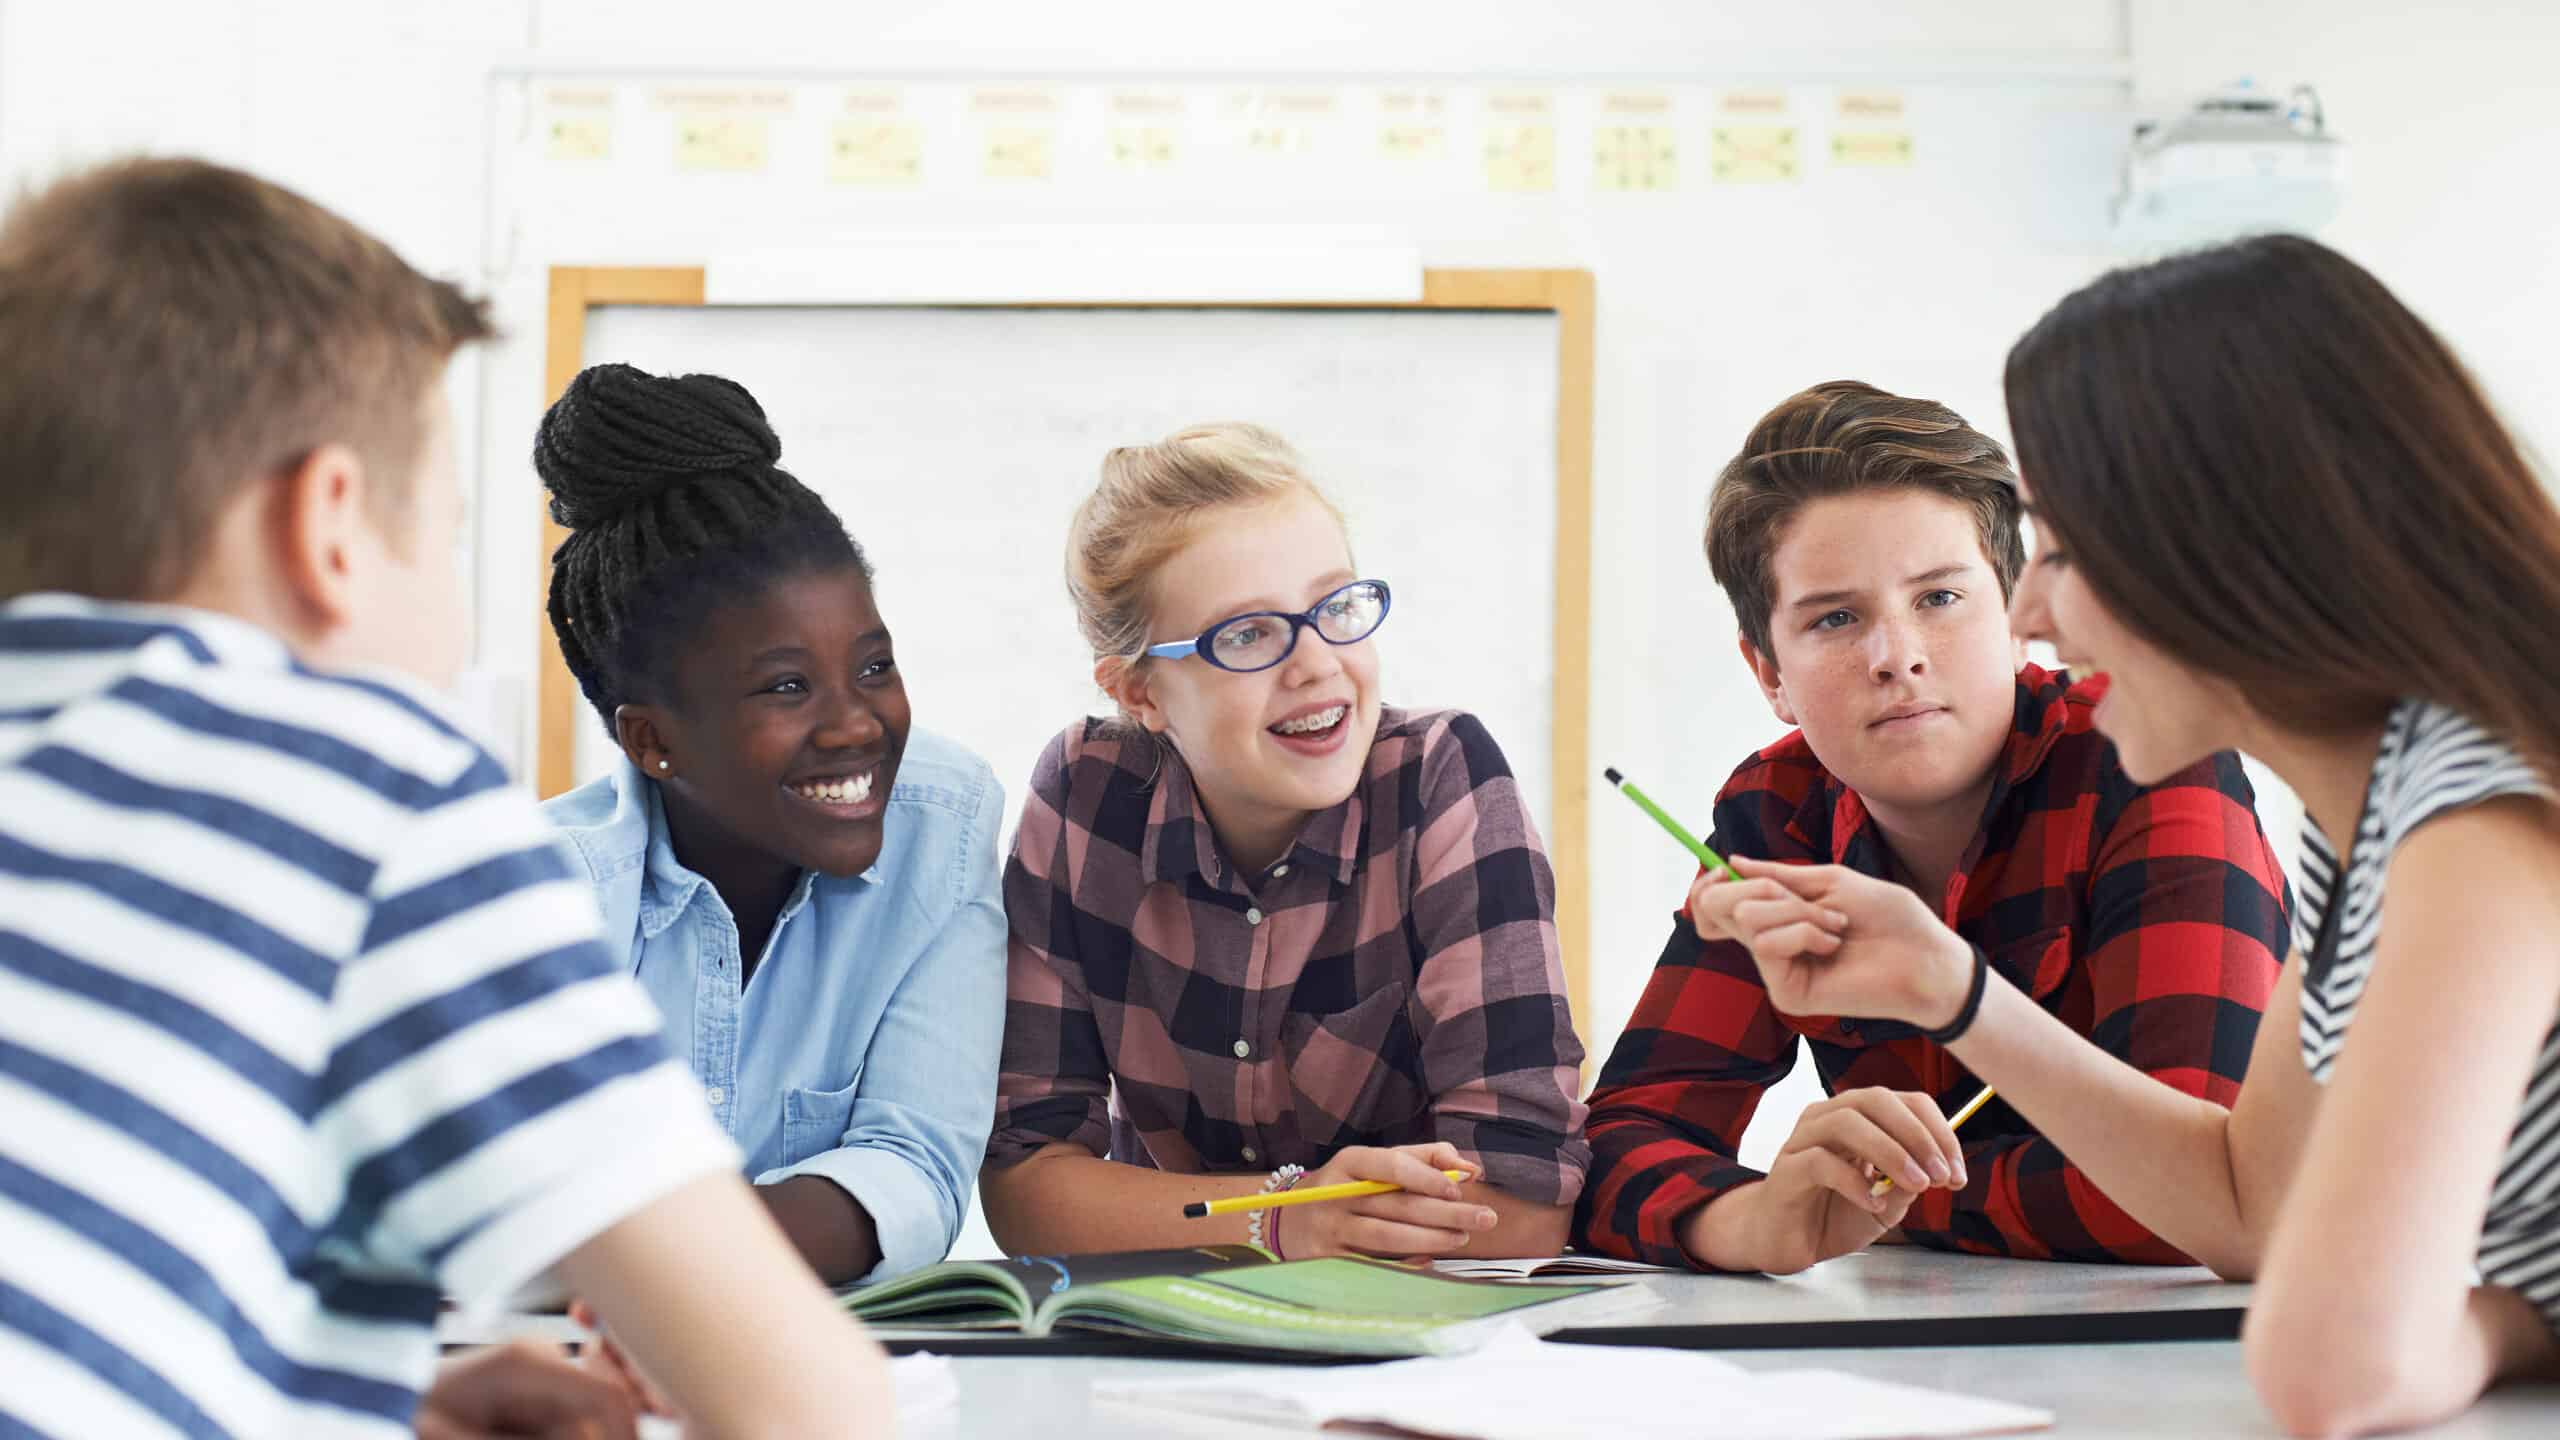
[1575,381,2288,1273]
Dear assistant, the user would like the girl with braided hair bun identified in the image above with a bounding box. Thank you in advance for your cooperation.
[538,363,1005,1292]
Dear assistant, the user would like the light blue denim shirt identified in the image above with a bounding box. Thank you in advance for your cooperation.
[542,726,1005,1282]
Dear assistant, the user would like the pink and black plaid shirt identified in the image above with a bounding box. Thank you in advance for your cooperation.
[990,707,1589,1205]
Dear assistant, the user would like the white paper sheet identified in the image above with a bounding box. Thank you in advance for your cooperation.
[1094,1326,2051,1440]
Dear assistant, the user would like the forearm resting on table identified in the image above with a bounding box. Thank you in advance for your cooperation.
[553,1172,890,1439]
[979,1144,1269,1254]
[2248,1283,2560,1438]
[979,1143,1571,1258]
[758,1174,882,1285]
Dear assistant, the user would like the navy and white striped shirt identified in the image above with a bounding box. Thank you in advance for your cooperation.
[0,595,737,1439]
[2297,698,2560,1331]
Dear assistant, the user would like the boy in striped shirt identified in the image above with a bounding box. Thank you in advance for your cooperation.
[0,159,888,1438]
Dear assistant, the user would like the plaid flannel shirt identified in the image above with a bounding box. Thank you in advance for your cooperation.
[1577,666,2287,1266]
[991,707,1589,1204]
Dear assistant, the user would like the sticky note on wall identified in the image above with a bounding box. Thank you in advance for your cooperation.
[1379,89,1448,161]
[1485,92,1555,192]
[1712,125,1799,183]
[1831,131,1914,167]
[984,127,1054,179]
[677,113,767,172]
[657,88,788,175]
[1832,91,1912,168]
[1109,91,1184,172]
[832,121,921,185]
[1593,92,1677,191]
[543,87,613,163]
[974,89,1061,180]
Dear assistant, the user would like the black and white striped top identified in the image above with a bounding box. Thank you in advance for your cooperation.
[0,595,737,1438]
[2296,699,2560,1325]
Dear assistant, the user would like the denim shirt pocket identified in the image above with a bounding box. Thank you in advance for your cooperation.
[780,1065,866,1165]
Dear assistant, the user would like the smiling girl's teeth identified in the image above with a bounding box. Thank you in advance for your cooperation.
[793,772,873,805]
[1274,705,1347,736]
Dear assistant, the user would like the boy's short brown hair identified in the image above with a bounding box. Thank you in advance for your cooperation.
[0,157,493,600]
[1705,380,2024,661]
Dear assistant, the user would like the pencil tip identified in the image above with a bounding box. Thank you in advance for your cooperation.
[1603,766,1623,786]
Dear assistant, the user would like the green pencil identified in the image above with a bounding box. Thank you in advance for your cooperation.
[1603,766,1737,880]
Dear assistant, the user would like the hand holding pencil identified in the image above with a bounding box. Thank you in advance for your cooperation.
[1606,765,1992,1275]
[1179,1143,1494,1261]
[1604,763,1984,1039]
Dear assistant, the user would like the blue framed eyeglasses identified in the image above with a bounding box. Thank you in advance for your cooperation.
[1141,579,1392,674]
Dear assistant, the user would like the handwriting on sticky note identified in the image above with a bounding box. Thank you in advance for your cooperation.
[1594,126,1677,191]
[1831,130,1915,167]
[1380,89,1448,161]
[1381,125,1446,160]
[548,115,610,163]
[831,121,921,185]
[984,126,1053,180]
[1109,126,1178,171]
[676,114,766,173]
[1713,125,1800,182]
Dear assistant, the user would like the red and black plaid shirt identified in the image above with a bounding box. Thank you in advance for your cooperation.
[1576,665,2288,1267]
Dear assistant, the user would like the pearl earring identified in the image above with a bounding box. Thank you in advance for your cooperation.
[656,759,670,772]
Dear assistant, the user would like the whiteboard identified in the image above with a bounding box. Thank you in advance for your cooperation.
[570,304,1563,858]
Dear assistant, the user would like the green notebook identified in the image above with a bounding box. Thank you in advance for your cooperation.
[837,1245,1634,1357]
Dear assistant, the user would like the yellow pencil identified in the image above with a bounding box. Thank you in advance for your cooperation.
[1869,1086,1996,1197]
[1181,1170,1472,1219]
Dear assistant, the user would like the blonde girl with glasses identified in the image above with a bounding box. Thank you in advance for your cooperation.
[978,422,1590,1263]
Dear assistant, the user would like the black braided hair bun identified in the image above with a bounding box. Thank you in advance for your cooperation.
[536,363,784,531]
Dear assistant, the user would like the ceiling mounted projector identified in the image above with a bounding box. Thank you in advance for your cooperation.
[2112,80,2347,255]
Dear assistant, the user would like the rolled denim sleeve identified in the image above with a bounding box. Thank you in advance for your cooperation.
[754,782,1008,1281]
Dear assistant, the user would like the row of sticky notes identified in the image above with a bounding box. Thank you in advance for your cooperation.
[543,88,1915,190]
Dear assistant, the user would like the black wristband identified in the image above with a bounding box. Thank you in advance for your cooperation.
[1919,943,1990,1046]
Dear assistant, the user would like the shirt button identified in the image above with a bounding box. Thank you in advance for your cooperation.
[1232,1039,1252,1059]
[704,1086,726,1107]
[1245,907,1264,925]
[1242,1146,1259,1163]
[1270,864,1290,879]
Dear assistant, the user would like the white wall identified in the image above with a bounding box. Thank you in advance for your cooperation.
[3,0,2552,1219]
[2128,0,2560,469]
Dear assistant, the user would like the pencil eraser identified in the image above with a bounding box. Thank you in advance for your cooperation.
[1603,766,1624,786]
[1181,1202,1209,1219]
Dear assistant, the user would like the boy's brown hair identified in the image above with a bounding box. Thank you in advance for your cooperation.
[1705,380,2024,662]
[0,157,493,601]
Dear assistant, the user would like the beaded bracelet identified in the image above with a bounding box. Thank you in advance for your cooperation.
[1244,1163,1306,1254]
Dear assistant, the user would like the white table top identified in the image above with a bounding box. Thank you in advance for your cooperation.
[895,1251,2543,1438]
[451,1248,2560,1436]
[918,1342,2560,1438]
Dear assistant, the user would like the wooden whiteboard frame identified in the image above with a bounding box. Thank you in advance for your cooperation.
[537,265,1596,1020]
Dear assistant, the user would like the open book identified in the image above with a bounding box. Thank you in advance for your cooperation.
[1434,1254,1682,1280]
[838,1245,1642,1357]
